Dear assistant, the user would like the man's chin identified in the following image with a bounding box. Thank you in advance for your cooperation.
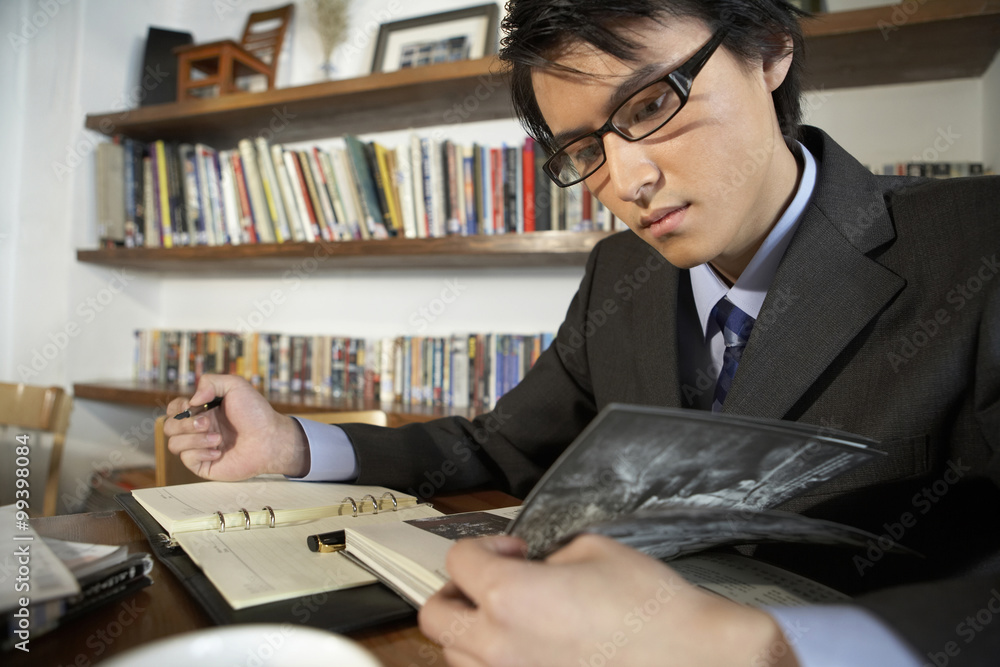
[638,234,711,271]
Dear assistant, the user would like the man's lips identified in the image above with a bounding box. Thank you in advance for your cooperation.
[639,204,690,235]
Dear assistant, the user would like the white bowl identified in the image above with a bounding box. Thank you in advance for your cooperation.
[100,624,383,667]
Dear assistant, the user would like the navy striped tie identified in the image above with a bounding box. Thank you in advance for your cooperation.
[711,298,755,412]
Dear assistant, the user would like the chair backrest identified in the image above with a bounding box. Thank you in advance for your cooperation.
[240,3,294,66]
[0,383,67,430]
[154,408,388,487]
[0,382,73,516]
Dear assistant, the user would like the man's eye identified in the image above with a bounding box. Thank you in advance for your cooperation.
[571,143,601,166]
[628,93,667,124]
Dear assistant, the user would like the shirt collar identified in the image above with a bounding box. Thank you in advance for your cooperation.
[690,140,817,338]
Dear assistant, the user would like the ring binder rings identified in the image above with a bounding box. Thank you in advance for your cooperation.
[117,492,419,634]
[124,478,433,611]
[360,494,378,513]
[381,492,398,510]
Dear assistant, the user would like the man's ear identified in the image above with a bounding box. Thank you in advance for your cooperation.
[761,33,794,93]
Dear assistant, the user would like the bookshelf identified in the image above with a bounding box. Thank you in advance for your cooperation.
[77,231,614,271]
[81,1,1000,150]
[71,380,474,427]
[801,0,1000,90]
[75,1,1000,416]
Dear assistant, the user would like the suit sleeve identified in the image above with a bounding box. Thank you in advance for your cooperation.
[853,575,1000,666]
[338,241,606,499]
[853,264,1000,664]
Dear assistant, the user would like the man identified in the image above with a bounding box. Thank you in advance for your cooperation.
[166,1,1000,664]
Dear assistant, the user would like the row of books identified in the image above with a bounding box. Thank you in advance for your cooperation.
[866,161,990,178]
[96,134,624,248]
[134,330,555,411]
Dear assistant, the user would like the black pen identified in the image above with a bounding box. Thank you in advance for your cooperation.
[307,529,346,553]
[173,396,224,420]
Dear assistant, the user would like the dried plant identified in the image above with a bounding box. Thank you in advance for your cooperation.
[309,0,351,63]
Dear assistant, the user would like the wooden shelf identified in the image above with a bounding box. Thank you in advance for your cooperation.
[85,57,511,147]
[76,230,615,271]
[73,380,476,428]
[802,0,1000,90]
[82,3,1000,149]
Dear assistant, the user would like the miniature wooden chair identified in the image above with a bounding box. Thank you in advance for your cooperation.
[0,383,73,516]
[173,3,294,101]
[154,409,388,487]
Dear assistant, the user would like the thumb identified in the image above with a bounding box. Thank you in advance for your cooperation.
[465,534,529,559]
[188,373,233,406]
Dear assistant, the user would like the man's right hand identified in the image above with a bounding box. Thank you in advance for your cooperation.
[163,374,310,481]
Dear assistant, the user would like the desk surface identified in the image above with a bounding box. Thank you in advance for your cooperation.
[9,490,517,667]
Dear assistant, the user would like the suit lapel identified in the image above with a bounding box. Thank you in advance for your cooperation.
[625,241,683,408]
[722,127,906,420]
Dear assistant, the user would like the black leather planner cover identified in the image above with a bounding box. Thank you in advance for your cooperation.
[116,493,415,632]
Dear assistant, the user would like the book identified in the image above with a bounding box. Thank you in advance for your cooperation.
[237,139,274,243]
[339,404,904,609]
[126,477,430,610]
[1,506,154,650]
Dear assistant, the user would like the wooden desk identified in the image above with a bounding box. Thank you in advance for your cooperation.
[8,491,517,667]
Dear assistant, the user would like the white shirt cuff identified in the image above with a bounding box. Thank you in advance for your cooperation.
[286,417,360,482]
[766,605,921,667]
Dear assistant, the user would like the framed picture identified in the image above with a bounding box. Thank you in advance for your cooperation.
[371,4,500,74]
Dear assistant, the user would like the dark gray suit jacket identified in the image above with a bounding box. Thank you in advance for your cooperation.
[343,127,1000,662]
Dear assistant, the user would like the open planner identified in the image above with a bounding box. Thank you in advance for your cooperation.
[118,476,447,630]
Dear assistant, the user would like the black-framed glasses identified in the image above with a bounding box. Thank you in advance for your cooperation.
[543,29,729,187]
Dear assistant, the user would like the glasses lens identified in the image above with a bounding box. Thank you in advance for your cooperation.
[613,81,681,139]
[551,135,604,185]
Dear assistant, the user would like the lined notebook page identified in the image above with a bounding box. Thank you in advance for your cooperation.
[175,503,442,609]
[132,476,413,533]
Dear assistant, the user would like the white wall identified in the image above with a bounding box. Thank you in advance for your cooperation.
[1,0,995,513]
[983,51,1000,175]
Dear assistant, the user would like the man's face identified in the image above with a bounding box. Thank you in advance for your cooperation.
[532,17,798,283]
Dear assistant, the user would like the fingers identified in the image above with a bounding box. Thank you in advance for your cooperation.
[544,532,620,565]
[179,444,222,469]
[165,374,245,421]
[419,583,482,660]
[443,536,529,604]
[187,373,233,407]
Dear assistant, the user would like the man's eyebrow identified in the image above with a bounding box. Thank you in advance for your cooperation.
[549,61,675,147]
[606,62,668,110]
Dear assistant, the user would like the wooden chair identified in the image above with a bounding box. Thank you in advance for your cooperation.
[173,3,294,101]
[155,409,388,487]
[0,383,73,516]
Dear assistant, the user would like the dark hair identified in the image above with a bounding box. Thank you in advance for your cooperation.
[499,0,808,152]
